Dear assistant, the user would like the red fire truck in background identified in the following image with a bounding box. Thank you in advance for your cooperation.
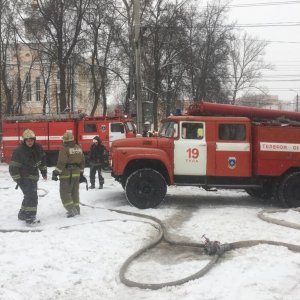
[111,101,300,209]
[2,113,136,165]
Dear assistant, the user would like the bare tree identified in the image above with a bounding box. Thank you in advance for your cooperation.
[0,0,15,116]
[142,0,191,129]
[84,0,123,116]
[184,1,232,103]
[229,32,272,104]
[24,0,90,112]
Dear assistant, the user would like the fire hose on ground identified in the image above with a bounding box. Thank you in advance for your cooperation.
[0,198,300,290]
[80,202,300,290]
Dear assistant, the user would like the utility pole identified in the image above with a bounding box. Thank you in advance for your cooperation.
[297,93,299,112]
[134,0,143,133]
[0,2,2,132]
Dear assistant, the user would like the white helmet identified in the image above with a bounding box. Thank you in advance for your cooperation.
[22,129,36,140]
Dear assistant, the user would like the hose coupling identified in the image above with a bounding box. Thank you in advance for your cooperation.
[202,235,231,256]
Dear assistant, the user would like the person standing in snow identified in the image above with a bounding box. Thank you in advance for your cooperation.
[9,129,47,224]
[88,136,107,189]
[51,131,85,217]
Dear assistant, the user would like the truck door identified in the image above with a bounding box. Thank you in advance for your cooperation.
[215,122,251,177]
[174,122,207,175]
[109,122,126,146]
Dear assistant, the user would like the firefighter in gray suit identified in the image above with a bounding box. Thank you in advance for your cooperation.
[52,131,85,217]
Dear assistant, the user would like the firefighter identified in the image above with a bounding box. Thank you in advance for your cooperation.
[88,136,107,189]
[142,121,151,137]
[9,129,47,224]
[52,131,86,217]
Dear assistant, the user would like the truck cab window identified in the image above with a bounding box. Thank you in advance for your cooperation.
[182,123,204,139]
[111,123,124,133]
[219,124,246,140]
[84,123,97,132]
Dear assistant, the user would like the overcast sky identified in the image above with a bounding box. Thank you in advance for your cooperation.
[227,0,300,105]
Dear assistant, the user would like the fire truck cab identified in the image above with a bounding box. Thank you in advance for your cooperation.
[111,101,300,209]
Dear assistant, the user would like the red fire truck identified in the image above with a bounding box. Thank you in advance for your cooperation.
[2,113,136,165]
[111,101,300,209]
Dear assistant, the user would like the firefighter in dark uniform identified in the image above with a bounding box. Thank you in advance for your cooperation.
[9,129,47,224]
[52,131,85,217]
[88,136,107,189]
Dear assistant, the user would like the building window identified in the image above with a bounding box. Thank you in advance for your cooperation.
[36,77,41,101]
[25,73,31,102]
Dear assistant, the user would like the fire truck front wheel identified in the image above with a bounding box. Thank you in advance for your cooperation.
[125,168,167,209]
[278,171,300,208]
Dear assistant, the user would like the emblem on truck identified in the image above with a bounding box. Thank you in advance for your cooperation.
[228,157,236,169]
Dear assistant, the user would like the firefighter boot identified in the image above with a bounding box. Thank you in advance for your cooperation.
[74,204,80,215]
[99,177,104,189]
[18,210,26,221]
[66,207,79,218]
[25,216,40,225]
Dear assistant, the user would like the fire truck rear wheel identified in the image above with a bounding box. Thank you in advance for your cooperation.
[125,168,167,209]
[278,171,300,208]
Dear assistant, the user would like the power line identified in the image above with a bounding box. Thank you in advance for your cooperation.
[234,22,300,28]
[228,0,300,8]
[260,40,300,44]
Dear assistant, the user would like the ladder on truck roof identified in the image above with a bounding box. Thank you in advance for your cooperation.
[4,113,84,122]
[4,113,132,123]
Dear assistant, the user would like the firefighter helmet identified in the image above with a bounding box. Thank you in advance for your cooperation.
[22,129,36,140]
[62,131,74,142]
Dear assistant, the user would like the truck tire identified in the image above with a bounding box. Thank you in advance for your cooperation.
[278,172,300,207]
[125,168,167,209]
[245,185,273,199]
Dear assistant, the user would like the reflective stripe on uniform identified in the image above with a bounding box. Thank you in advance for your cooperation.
[10,161,22,167]
[21,206,37,212]
[63,201,74,208]
[59,174,80,179]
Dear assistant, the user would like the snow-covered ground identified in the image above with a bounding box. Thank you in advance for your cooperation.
[0,163,300,300]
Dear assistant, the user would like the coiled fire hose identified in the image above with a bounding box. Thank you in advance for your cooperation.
[79,203,300,290]
[1,197,300,289]
[258,207,300,230]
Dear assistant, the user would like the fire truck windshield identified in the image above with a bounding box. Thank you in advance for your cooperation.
[159,122,178,138]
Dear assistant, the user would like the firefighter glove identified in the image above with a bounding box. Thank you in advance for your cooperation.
[41,171,47,180]
[79,173,87,184]
[51,170,59,181]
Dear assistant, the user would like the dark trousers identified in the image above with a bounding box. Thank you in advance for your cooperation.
[18,179,38,220]
[90,165,104,186]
